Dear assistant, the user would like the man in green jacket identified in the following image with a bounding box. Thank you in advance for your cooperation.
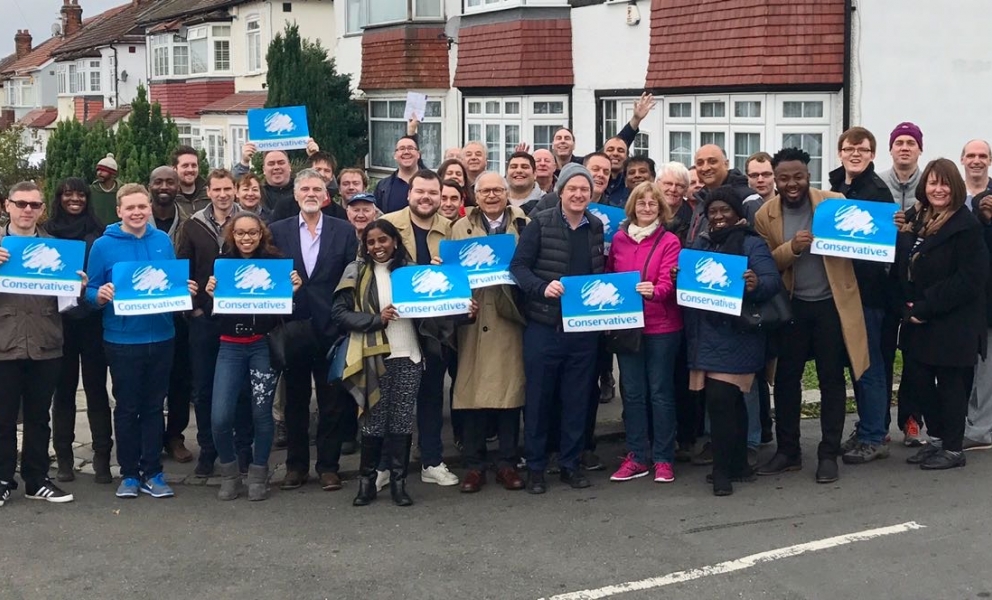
[90,153,120,226]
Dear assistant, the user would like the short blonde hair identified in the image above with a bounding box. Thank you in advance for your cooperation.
[116,183,150,206]
[624,181,671,225]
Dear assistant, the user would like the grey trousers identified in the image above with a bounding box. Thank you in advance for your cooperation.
[965,328,992,443]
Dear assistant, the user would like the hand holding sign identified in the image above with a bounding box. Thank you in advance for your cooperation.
[811,199,898,263]
[0,247,8,265]
[544,280,564,299]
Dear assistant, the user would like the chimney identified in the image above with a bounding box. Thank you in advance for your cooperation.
[14,30,32,59]
[61,0,83,37]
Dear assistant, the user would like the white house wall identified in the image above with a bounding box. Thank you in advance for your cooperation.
[103,44,147,108]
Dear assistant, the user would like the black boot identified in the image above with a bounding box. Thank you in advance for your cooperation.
[706,379,740,496]
[387,434,414,507]
[55,449,75,483]
[353,436,383,507]
[92,450,112,484]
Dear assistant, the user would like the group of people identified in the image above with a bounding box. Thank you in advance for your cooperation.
[3,98,992,507]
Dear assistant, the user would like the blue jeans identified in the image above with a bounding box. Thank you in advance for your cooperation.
[189,315,221,460]
[853,306,888,445]
[616,332,680,464]
[105,340,173,480]
[211,339,277,466]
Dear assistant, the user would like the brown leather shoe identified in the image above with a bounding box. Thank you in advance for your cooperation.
[459,470,486,493]
[167,438,193,464]
[320,472,343,491]
[280,470,310,490]
[495,466,525,490]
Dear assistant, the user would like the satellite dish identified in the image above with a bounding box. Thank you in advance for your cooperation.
[51,22,63,36]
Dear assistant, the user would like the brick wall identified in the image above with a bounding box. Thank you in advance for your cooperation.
[646,0,845,89]
[150,79,235,120]
[359,25,450,91]
[73,97,105,122]
[453,19,573,88]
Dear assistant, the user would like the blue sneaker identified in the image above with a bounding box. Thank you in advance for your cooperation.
[140,473,174,498]
[116,478,140,499]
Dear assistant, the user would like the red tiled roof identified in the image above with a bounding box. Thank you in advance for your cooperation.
[2,11,108,76]
[137,0,247,25]
[0,52,17,74]
[199,91,267,114]
[86,106,132,127]
[645,0,846,90]
[17,107,59,128]
[53,2,145,59]
[454,19,573,89]
[359,25,450,91]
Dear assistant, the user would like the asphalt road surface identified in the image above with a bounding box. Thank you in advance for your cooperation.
[3,418,992,600]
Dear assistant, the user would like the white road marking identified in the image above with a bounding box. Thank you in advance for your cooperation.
[540,521,926,600]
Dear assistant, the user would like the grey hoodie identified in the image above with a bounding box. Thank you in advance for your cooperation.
[879,167,922,210]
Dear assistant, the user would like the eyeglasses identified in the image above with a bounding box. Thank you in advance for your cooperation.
[233,229,262,238]
[747,171,774,179]
[395,146,418,153]
[8,200,44,210]
[841,147,872,156]
[476,188,506,197]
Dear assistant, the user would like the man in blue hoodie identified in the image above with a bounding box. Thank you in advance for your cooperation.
[86,183,197,499]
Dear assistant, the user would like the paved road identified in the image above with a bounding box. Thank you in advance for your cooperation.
[4,416,992,600]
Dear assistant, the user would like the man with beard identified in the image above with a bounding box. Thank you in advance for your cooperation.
[90,153,120,227]
[688,144,760,244]
[172,146,210,215]
[269,169,358,491]
[382,169,460,487]
[754,147,868,485]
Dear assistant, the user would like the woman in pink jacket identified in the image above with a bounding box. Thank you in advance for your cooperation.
[607,181,683,484]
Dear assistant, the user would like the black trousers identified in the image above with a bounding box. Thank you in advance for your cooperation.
[0,358,61,486]
[584,338,611,452]
[774,299,849,461]
[51,314,112,455]
[460,408,521,470]
[674,334,699,447]
[165,314,191,445]
[707,378,748,478]
[901,354,973,452]
[284,347,354,475]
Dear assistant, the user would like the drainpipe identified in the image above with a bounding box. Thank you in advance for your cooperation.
[842,0,853,130]
[111,44,120,107]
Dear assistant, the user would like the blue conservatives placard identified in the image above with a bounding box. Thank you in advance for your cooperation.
[247,105,310,151]
[391,265,472,317]
[0,236,86,297]
[811,198,898,263]
[111,259,192,316]
[587,203,627,255]
[439,234,516,289]
[560,271,644,333]
[212,258,294,315]
[676,249,747,316]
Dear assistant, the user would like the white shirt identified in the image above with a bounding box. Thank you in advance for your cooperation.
[298,214,322,277]
[486,213,505,232]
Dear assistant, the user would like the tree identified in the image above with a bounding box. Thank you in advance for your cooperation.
[0,125,42,196]
[114,85,180,185]
[265,23,368,168]
[44,119,113,197]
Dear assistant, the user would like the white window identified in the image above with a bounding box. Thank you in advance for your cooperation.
[88,60,102,93]
[668,131,693,166]
[68,63,79,93]
[601,98,651,157]
[369,98,442,170]
[57,64,68,94]
[465,0,568,14]
[205,129,225,169]
[153,26,229,77]
[213,26,231,71]
[107,54,117,94]
[246,18,262,72]
[733,132,762,172]
[230,125,248,166]
[466,96,568,172]
[177,122,202,150]
[775,95,831,188]
[189,27,208,74]
[346,0,442,33]
[663,94,766,169]
[150,33,191,78]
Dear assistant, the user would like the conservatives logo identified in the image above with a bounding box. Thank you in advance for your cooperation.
[694,257,731,290]
[833,205,879,239]
[411,269,453,297]
[263,112,297,136]
[131,265,173,296]
[458,242,498,270]
[234,264,275,295]
[580,279,623,311]
[589,207,613,237]
[21,243,66,275]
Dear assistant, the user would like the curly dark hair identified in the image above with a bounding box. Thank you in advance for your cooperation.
[361,218,409,271]
[771,147,811,167]
[222,212,281,258]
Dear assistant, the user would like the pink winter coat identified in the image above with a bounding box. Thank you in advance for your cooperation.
[606,224,683,335]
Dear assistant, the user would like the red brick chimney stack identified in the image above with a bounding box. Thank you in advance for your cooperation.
[62,0,83,37]
[14,30,32,58]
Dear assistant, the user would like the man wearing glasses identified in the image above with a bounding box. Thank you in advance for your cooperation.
[375,136,423,214]
[744,151,776,222]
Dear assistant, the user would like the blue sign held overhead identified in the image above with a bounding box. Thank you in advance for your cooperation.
[439,234,517,289]
[213,258,294,315]
[560,271,644,333]
[0,236,86,297]
[811,198,898,263]
[676,249,747,316]
[111,259,192,316]
[391,265,472,318]
[587,203,627,255]
[247,105,310,152]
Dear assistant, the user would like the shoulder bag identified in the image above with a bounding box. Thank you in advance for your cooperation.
[603,230,665,355]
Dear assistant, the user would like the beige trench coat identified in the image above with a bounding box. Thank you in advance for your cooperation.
[450,206,529,410]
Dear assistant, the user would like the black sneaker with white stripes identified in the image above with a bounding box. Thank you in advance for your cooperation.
[0,480,13,507]
[25,479,74,504]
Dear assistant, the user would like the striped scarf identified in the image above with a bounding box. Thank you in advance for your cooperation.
[338,260,391,413]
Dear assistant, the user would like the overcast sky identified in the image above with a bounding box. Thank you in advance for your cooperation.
[3,0,125,58]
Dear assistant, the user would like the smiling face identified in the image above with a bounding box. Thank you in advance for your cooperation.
[774,160,811,207]
[365,226,397,263]
[295,176,325,215]
[60,187,87,216]
[961,140,991,180]
[442,163,466,186]
[463,143,486,176]
[346,200,376,235]
[311,159,334,184]
[925,172,952,211]
[533,149,555,180]
[394,139,421,171]
[263,151,290,187]
[552,129,575,162]
[231,215,263,256]
[658,173,688,208]
[207,175,236,214]
[506,157,535,193]
[237,178,261,210]
[603,138,628,174]
[408,175,441,220]
[706,200,738,231]
[890,135,922,170]
[586,155,612,196]
[338,172,366,203]
[625,161,653,189]
[839,136,874,179]
[746,159,775,198]
[149,167,179,208]
[117,192,152,233]
[560,175,592,217]
[175,152,199,188]
[694,145,729,189]
[475,172,508,219]
[633,191,661,227]
[439,185,463,220]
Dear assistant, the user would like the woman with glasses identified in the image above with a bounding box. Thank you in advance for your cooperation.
[204,213,302,500]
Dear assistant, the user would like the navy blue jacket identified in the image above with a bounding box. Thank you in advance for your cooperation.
[269,214,358,349]
[683,230,781,374]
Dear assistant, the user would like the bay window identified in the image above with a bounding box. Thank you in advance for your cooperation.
[369,98,442,170]
[346,0,443,34]
[465,95,569,172]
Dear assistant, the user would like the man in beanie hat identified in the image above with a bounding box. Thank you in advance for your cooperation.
[510,161,605,494]
[880,122,924,210]
[90,153,120,226]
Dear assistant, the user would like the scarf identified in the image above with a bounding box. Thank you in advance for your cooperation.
[43,207,104,248]
[627,220,660,243]
[706,220,752,256]
[338,260,391,413]
[902,201,954,238]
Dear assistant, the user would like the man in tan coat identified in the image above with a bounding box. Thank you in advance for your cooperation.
[753,147,868,485]
[448,172,529,493]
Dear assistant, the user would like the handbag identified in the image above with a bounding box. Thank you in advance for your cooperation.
[603,229,666,355]
[326,335,350,384]
[734,288,794,332]
[267,319,317,372]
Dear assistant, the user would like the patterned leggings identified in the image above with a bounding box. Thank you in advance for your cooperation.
[363,358,422,436]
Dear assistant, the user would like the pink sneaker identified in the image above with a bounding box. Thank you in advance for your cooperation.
[653,462,675,483]
[609,453,650,481]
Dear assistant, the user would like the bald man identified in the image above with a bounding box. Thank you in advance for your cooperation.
[686,144,759,243]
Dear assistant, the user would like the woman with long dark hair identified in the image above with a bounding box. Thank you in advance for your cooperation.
[437,159,475,207]
[44,178,113,484]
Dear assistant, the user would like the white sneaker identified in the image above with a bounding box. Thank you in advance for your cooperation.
[375,469,389,492]
[421,463,459,486]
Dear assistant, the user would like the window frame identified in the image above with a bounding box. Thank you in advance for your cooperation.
[368,96,444,171]
[245,16,262,73]
[463,0,568,15]
[464,94,570,173]
[346,0,444,34]
[149,25,231,79]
